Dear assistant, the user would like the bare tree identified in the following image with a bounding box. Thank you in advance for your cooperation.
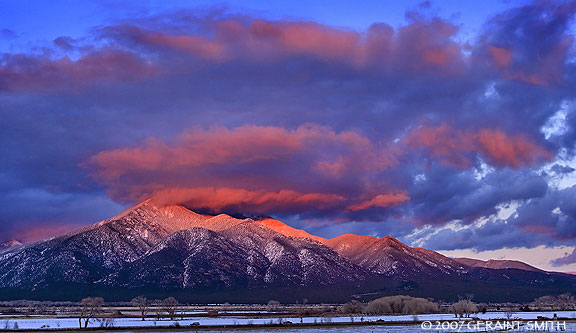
[535,295,556,309]
[131,296,149,321]
[451,295,478,318]
[161,297,179,320]
[222,302,231,313]
[340,300,365,314]
[363,295,438,315]
[78,297,104,328]
[504,308,515,320]
[31,302,48,315]
[535,293,575,310]
[558,293,575,310]
[267,300,281,312]
[153,299,163,320]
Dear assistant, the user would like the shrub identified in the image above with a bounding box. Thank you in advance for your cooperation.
[364,295,438,315]
[340,300,365,314]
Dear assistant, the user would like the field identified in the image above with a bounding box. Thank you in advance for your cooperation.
[1,303,576,332]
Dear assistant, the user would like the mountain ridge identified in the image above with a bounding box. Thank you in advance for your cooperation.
[0,200,574,302]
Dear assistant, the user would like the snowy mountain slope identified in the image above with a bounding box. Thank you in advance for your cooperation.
[0,240,22,254]
[221,221,365,286]
[116,227,270,289]
[0,201,365,291]
[0,200,573,301]
[255,218,326,243]
[323,234,468,277]
[453,257,544,272]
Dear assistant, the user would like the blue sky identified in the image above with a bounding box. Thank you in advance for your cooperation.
[0,0,516,51]
[2,0,576,272]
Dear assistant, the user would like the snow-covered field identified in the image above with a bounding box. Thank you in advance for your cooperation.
[1,311,574,331]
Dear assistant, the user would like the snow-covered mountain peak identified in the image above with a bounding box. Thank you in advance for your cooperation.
[256,218,326,243]
[0,240,22,248]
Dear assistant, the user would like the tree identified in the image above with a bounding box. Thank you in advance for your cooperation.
[340,300,365,314]
[222,302,231,313]
[363,295,438,315]
[79,297,104,328]
[267,300,281,312]
[161,297,179,320]
[557,293,575,310]
[535,293,575,310]
[535,295,556,309]
[504,308,515,320]
[451,295,478,318]
[131,296,149,321]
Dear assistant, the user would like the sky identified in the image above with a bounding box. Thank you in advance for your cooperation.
[1,0,576,271]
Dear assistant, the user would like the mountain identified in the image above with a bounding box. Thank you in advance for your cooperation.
[0,240,22,247]
[220,221,364,286]
[322,234,467,278]
[0,200,575,302]
[255,218,326,243]
[0,201,365,295]
[0,240,22,254]
[453,257,544,272]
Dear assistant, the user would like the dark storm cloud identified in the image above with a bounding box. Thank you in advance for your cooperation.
[406,166,548,226]
[552,248,576,266]
[420,218,543,251]
[550,164,576,174]
[1,0,576,250]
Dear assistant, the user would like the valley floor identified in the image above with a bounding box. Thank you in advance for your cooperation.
[1,311,575,332]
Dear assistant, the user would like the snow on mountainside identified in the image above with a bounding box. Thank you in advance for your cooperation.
[117,227,271,289]
[0,201,364,290]
[221,221,364,285]
[255,218,326,243]
[453,257,544,272]
[323,234,468,277]
[0,200,563,297]
[0,240,22,247]
[0,240,22,254]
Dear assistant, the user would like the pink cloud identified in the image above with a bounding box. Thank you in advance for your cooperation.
[90,124,398,182]
[404,124,552,168]
[150,187,345,213]
[98,15,467,75]
[347,193,410,211]
[0,50,157,92]
[88,124,403,215]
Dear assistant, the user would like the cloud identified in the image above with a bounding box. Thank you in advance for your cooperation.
[0,50,157,92]
[474,0,576,85]
[406,166,549,225]
[150,187,345,214]
[420,219,541,251]
[1,0,576,252]
[347,193,410,211]
[88,124,404,217]
[552,248,576,266]
[404,123,552,168]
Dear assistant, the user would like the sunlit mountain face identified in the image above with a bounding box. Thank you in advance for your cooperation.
[1,200,575,303]
[1,0,576,278]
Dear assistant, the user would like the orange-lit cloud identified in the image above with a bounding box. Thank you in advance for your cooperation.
[347,193,410,211]
[475,129,552,168]
[90,124,398,182]
[88,124,403,215]
[404,124,552,168]
[10,223,80,243]
[0,50,157,92]
[150,187,345,213]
